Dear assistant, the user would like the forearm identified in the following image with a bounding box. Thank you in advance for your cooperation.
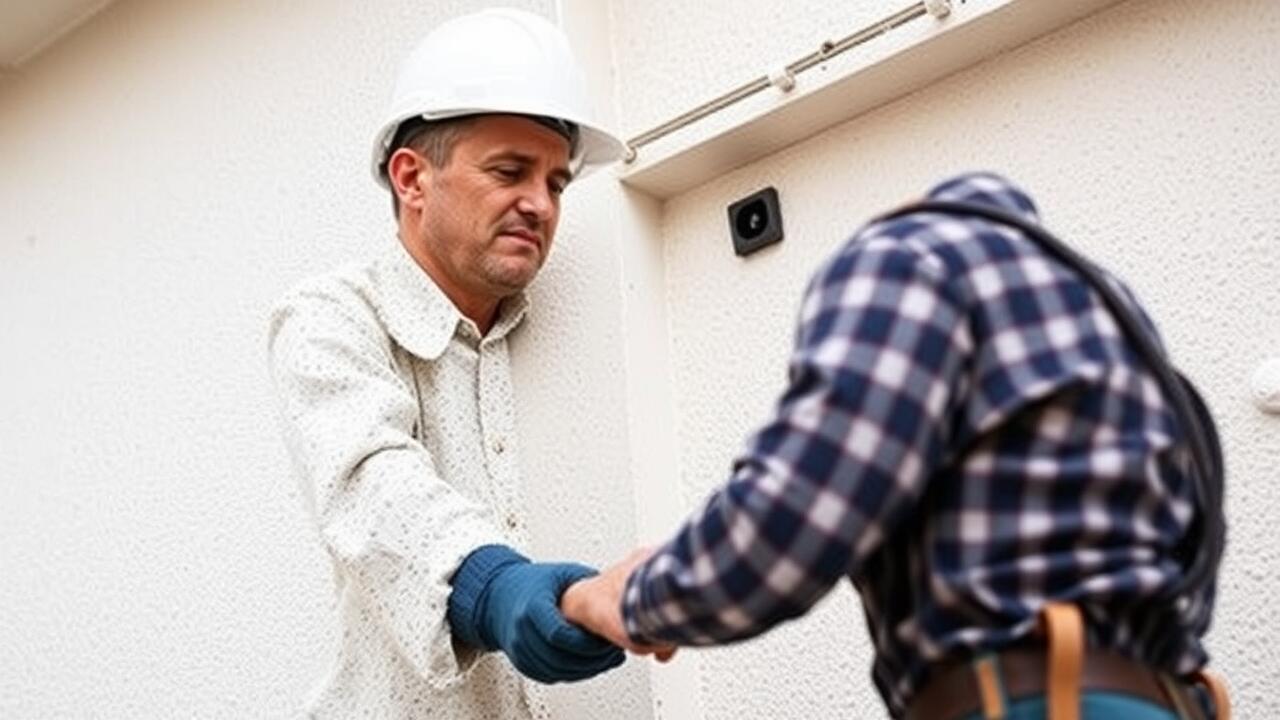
[270,291,509,685]
[623,240,967,646]
[312,446,509,681]
[622,459,853,646]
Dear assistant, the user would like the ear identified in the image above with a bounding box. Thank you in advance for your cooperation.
[387,147,431,211]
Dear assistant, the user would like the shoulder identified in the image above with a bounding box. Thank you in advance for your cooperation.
[800,218,962,328]
[268,260,388,353]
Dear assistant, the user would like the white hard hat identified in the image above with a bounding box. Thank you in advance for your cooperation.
[371,8,627,187]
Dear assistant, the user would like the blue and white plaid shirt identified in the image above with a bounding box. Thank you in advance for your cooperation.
[621,173,1213,717]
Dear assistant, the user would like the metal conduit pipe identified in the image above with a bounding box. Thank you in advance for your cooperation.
[623,0,954,163]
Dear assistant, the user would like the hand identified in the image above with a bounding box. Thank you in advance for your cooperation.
[482,560,626,683]
[448,546,625,684]
[560,548,677,661]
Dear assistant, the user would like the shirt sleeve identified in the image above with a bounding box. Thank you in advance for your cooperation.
[621,238,971,646]
[268,280,507,688]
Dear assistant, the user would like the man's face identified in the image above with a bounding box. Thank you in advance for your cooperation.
[407,115,572,304]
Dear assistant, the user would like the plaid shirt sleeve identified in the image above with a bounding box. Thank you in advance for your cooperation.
[621,219,973,645]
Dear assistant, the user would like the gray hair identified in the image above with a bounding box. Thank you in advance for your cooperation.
[385,116,475,218]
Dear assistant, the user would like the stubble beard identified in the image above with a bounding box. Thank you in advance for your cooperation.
[476,238,544,297]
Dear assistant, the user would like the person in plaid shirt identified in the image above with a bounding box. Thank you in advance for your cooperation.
[563,172,1224,719]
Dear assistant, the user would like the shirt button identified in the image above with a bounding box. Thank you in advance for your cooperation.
[491,436,505,454]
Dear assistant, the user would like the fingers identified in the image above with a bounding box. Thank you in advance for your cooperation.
[561,579,631,649]
[499,556,679,685]
[547,616,621,658]
[516,598,625,683]
[525,639,625,682]
[528,596,616,657]
[512,636,623,684]
[621,639,678,657]
[547,550,680,661]
[558,549,680,656]
[549,562,599,592]
[559,576,594,628]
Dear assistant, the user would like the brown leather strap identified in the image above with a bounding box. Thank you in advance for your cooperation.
[972,655,1005,719]
[1041,603,1083,720]
[1193,669,1231,720]
[906,648,1210,720]
[1156,673,1197,719]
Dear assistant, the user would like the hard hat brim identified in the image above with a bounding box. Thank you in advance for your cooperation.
[370,110,627,189]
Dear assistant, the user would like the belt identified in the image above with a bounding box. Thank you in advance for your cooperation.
[905,647,1208,720]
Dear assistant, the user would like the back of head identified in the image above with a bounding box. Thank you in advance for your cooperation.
[370,8,626,188]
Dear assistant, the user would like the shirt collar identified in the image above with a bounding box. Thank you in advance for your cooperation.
[925,172,1041,225]
[373,240,530,360]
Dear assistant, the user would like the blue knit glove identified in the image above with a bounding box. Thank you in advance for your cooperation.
[447,545,625,683]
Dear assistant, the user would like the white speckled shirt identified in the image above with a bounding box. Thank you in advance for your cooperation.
[268,239,547,719]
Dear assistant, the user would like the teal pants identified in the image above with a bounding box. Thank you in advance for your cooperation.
[958,691,1178,720]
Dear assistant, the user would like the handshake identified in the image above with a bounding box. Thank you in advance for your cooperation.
[561,548,677,661]
[449,545,676,684]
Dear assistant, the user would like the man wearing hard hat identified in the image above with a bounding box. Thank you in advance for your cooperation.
[268,9,636,718]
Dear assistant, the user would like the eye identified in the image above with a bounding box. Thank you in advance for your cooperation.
[491,165,522,182]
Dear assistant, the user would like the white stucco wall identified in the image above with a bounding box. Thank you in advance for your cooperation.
[610,1,896,140]
[615,0,1280,717]
[3,0,1277,717]
[0,0,651,717]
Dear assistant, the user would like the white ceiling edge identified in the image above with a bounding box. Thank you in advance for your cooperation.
[617,0,1127,200]
[0,0,116,70]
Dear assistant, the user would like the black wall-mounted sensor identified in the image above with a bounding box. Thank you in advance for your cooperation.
[728,187,783,257]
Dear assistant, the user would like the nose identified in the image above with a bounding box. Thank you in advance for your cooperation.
[515,180,557,224]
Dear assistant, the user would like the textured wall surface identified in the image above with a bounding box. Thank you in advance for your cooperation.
[644,0,1280,717]
[609,0,895,139]
[3,0,1278,718]
[510,173,656,719]
[0,0,651,717]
